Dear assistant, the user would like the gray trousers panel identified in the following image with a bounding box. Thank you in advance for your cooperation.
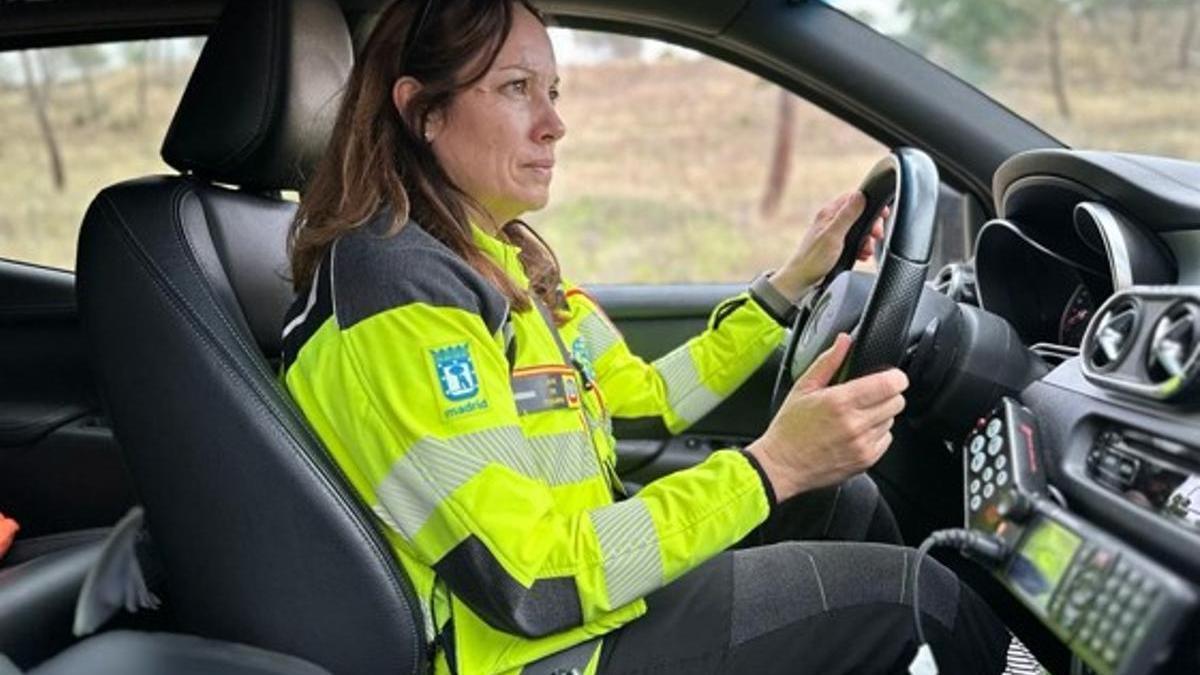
[598,542,1008,674]
[590,474,1007,674]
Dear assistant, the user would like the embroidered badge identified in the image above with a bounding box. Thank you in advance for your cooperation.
[433,344,479,402]
[571,337,596,383]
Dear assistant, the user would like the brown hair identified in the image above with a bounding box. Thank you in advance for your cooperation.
[288,0,561,313]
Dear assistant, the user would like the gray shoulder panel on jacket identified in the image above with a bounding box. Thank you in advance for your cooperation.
[331,214,509,333]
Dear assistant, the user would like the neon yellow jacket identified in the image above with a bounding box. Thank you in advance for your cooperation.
[282,213,786,674]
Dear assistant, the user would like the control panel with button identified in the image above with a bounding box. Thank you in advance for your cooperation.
[962,398,1046,536]
[1004,505,1194,675]
[959,398,1196,675]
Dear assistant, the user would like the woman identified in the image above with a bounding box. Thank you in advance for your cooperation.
[282,1,1011,673]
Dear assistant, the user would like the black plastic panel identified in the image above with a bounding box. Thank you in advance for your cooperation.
[1023,361,1200,578]
[996,150,1200,233]
[541,0,747,36]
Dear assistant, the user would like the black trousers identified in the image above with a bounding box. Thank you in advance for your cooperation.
[590,474,1011,674]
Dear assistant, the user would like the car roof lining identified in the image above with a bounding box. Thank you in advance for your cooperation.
[0,0,747,49]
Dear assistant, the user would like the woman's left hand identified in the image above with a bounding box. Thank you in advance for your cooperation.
[767,191,888,303]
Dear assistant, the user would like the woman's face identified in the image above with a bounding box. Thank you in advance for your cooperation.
[426,5,565,226]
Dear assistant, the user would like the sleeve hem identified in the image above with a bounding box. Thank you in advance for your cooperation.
[737,449,778,515]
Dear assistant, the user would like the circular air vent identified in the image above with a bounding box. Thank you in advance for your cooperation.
[1087,298,1140,371]
[1146,302,1200,384]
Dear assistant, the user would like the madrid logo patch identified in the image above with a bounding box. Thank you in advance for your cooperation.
[433,344,480,402]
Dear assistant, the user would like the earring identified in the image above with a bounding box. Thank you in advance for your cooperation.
[424,130,434,143]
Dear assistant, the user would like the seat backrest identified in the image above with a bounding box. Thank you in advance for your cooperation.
[74,2,426,673]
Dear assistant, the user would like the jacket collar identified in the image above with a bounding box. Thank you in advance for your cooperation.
[471,222,529,287]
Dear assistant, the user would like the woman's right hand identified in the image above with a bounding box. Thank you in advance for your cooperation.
[747,333,908,503]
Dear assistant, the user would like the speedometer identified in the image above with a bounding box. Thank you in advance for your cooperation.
[1059,284,1095,346]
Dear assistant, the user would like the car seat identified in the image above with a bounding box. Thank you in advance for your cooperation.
[74,1,426,673]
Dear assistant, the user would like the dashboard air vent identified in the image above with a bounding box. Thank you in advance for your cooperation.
[1088,299,1139,370]
[1146,302,1200,385]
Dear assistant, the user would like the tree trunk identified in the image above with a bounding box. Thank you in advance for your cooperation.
[1182,0,1198,70]
[759,89,796,221]
[1048,10,1072,120]
[19,51,66,191]
[1131,0,1144,45]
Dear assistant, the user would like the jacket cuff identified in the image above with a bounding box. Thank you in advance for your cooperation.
[739,450,778,514]
[748,272,800,327]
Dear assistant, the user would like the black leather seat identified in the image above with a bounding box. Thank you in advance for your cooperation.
[74,1,426,673]
[0,531,106,669]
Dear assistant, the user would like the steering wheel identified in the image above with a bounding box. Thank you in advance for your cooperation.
[775,147,940,404]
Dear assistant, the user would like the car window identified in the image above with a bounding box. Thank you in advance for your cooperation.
[832,0,1200,159]
[528,29,887,285]
[0,38,204,270]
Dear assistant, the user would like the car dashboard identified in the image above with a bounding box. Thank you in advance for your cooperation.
[959,149,1200,674]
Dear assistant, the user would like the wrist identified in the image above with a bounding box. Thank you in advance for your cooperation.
[766,268,813,304]
[746,436,807,503]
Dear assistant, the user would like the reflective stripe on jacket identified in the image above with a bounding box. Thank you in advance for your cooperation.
[281,212,785,674]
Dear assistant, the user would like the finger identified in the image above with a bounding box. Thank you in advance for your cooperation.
[874,431,895,455]
[853,418,895,456]
[816,192,853,222]
[856,238,875,261]
[865,417,896,439]
[825,191,867,240]
[794,333,852,395]
[835,367,910,407]
[853,426,893,470]
[858,215,886,260]
[859,394,907,428]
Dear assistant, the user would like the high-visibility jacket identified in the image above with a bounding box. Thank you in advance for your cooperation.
[281,212,786,674]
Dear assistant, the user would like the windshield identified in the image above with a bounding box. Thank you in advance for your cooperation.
[832,0,1199,160]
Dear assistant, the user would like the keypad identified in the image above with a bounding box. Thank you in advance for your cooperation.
[1049,546,1162,670]
[965,414,1010,519]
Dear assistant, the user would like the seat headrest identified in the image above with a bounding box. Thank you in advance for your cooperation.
[161,0,353,192]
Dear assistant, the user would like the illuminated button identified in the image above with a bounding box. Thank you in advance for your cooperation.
[995,455,1007,470]
[969,479,981,495]
[988,436,1004,456]
[1103,646,1121,665]
[982,467,994,483]
[1077,626,1093,643]
[971,454,986,472]
[986,418,1003,437]
[970,495,982,511]
[996,470,1009,487]
[970,435,985,454]
[983,484,995,499]
[1089,636,1105,653]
